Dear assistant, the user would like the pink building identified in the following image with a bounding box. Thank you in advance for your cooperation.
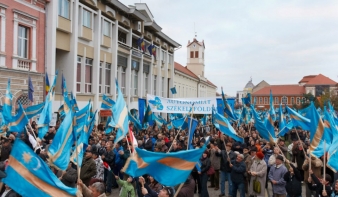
[0,0,47,108]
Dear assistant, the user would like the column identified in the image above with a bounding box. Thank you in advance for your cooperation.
[92,10,101,111]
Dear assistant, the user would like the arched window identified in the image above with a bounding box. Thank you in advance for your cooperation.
[296,97,300,105]
[264,97,268,104]
[259,97,262,104]
[16,93,30,105]
[275,97,279,104]
[291,97,294,104]
[282,96,288,104]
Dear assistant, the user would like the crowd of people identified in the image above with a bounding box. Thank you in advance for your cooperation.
[0,116,338,197]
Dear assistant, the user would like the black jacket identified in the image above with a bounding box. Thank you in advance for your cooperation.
[230,160,246,184]
[144,138,153,151]
[102,149,115,168]
[200,157,211,174]
[307,173,333,197]
[216,150,236,172]
[284,164,302,197]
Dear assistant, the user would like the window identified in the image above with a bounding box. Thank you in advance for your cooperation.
[76,56,82,92]
[18,26,29,59]
[121,67,126,95]
[58,0,70,19]
[275,97,279,104]
[133,71,138,96]
[202,52,204,59]
[296,97,300,105]
[103,20,110,36]
[259,97,262,104]
[264,97,268,104]
[195,51,199,58]
[282,96,288,104]
[162,77,164,97]
[17,94,30,105]
[99,62,103,93]
[190,51,194,58]
[291,97,294,104]
[105,63,111,94]
[144,74,148,96]
[85,58,92,93]
[161,50,166,62]
[118,30,127,44]
[153,75,157,95]
[83,9,91,28]
[116,66,120,94]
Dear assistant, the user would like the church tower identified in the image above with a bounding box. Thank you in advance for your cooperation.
[186,38,205,77]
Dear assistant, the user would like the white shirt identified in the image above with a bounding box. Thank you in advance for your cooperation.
[1,189,11,197]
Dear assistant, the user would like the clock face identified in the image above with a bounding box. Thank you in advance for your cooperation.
[193,44,196,48]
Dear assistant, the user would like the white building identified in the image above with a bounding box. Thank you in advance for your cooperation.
[174,38,217,98]
[45,1,180,114]
[236,78,255,104]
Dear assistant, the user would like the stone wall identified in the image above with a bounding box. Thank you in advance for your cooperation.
[0,68,44,109]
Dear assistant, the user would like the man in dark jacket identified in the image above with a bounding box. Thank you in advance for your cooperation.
[216,142,237,197]
[284,161,302,197]
[101,142,116,194]
[80,149,97,186]
[144,134,153,151]
[230,154,246,197]
[61,162,78,188]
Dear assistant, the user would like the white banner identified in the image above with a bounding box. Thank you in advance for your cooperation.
[147,94,217,114]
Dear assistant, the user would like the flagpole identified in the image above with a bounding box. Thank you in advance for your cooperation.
[323,140,326,192]
[174,106,195,197]
[276,126,287,136]
[75,135,80,180]
[167,129,181,153]
[294,128,307,156]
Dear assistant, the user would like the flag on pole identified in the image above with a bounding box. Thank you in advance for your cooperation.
[28,76,34,103]
[8,103,29,133]
[45,73,50,95]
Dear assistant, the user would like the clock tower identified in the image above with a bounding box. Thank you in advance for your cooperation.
[186,38,205,77]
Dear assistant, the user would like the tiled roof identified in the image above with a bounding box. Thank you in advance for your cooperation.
[207,80,217,87]
[305,74,337,86]
[174,62,198,79]
[299,75,317,83]
[252,85,305,96]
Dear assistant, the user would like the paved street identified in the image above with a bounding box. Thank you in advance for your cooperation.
[109,176,308,197]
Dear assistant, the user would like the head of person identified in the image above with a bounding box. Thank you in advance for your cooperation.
[273,146,280,155]
[89,182,105,197]
[225,143,232,151]
[145,134,149,139]
[127,176,134,183]
[158,187,174,197]
[243,146,249,154]
[92,152,99,159]
[85,149,93,159]
[250,147,257,156]
[157,134,163,140]
[321,174,332,186]
[256,152,264,161]
[202,150,208,158]
[236,154,244,163]
[275,155,284,165]
[279,139,285,145]
[335,180,338,191]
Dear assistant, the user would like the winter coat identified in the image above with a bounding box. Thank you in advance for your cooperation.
[284,163,302,197]
[144,138,153,151]
[209,149,220,170]
[248,159,267,197]
[176,178,195,197]
[262,148,273,166]
[307,173,333,197]
[268,164,288,195]
[200,156,211,174]
[230,160,246,184]
[102,149,115,169]
[216,150,236,172]
[80,157,97,186]
[117,178,136,197]
[292,145,306,170]
[302,157,323,182]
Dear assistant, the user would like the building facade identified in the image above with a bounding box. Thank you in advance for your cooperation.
[236,78,255,104]
[174,38,217,98]
[251,74,338,109]
[0,0,46,110]
[45,1,180,113]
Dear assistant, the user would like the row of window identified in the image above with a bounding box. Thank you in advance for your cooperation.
[253,96,304,105]
[76,56,167,96]
[190,51,204,59]
[174,84,197,97]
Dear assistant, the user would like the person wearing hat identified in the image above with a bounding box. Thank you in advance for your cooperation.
[268,155,288,197]
[115,175,136,197]
[80,149,97,186]
[248,151,267,197]
[139,176,174,197]
[277,138,288,157]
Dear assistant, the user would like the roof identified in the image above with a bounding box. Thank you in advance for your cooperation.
[187,38,205,48]
[252,85,305,96]
[174,62,217,88]
[244,79,254,89]
[174,62,198,79]
[207,80,217,88]
[305,74,337,86]
[299,75,317,83]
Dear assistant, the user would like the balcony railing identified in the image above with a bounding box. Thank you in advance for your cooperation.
[17,59,31,71]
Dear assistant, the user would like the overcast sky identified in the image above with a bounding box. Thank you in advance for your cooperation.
[123,0,338,96]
